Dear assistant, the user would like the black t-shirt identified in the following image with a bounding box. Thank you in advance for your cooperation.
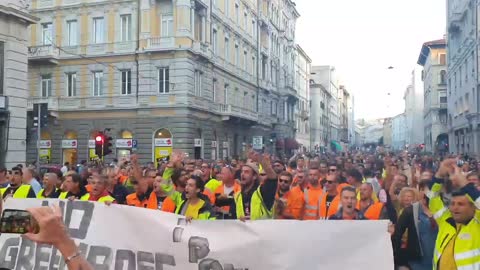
[2,185,36,199]
[41,188,60,198]
[156,195,167,210]
[325,194,336,211]
[110,184,131,205]
[240,183,259,217]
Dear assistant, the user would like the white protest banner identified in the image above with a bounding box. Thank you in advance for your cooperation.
[0,199,394,270]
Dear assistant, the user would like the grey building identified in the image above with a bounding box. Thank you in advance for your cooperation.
[26,0,303,165]
[446,0,479,155]
[0,1,37,168]
[417,39,448,153]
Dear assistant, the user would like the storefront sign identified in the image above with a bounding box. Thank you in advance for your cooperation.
[39,149,51,163]
[61,139,77,149]
[155,138,172,147]
[116,139,133,148]
[39,140,51,149]
[194,139,202,147]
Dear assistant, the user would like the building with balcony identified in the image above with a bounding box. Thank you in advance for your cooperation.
[0,1,37,167]
[417,39,448,153]
[447,0,479,155]
[26,0,304,164]
[293,44,311,151]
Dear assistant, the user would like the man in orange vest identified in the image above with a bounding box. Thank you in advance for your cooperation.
[357,183,388,220]
[274,171,304,220]
[318,173,341,219]
[329,186,366,220]
[213,167,241,219]
[303,167,324,220]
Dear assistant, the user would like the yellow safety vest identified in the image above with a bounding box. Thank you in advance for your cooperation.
[428,181,480,270]
[234,187,272,220]
[205,178,222,194]
[58,191,89,200]
[37,188,59,199]
[80,193,115,203]
[0,185,32,198]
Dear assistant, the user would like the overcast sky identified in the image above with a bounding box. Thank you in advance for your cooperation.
[295,0,446,120]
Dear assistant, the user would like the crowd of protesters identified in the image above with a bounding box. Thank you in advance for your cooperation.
[0,149,479,270]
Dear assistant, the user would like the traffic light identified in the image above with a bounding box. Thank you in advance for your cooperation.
[103,134,113,156]
[95,132,104,157]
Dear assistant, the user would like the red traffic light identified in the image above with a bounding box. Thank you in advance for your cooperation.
[95,135,103,142]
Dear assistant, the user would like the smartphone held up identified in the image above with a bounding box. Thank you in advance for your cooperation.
[0,209,40,234]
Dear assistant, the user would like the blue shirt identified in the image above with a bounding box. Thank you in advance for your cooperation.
[409,207,438,270]
[28,178,42,195]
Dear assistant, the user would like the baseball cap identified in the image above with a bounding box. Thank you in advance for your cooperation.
[244,162,259,175]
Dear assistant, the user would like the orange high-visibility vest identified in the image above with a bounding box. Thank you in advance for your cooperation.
[303,185,323,220]
[357,201,384,220]
[126,191,157,209]
[319,193,340,219]
[213,182,241,212]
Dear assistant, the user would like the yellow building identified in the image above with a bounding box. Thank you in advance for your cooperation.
[26,0,303,165]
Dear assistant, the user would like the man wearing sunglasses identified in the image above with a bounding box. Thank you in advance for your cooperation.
[319,173,341,219]
[0,167,36,199]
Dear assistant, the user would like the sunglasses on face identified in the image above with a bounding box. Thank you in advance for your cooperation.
[329,169,337,172]
[259,174,267,177]
[279,179,290,184]
[325,180,336,184]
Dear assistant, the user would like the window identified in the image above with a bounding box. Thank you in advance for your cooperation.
[439,53,446,65]
[42,23,53,45]
[440,96,447,104]
[224,37,229,61]
[121,70,132,95]
[252,20,256,37]
[439,70,446,84]
[212,29,217,54]
[158,67,169,93]
[252,56,256,75]
[41,75,52,97]
[120,14,132,41]
[224,84,229,104]
[161,15,173,37]
[66,73,76,97]
[194,71,202,96]
[243,50,247,70]
[212,79,217,102]
[262,56,267,79]
[235,3,239,24]
[66,20,77,46]
[93,17,105,43]
[92,71,103,96]
[234,44,239,65]
[244,11,248,30]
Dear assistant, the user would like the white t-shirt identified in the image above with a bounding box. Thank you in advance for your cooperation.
[223,185,234,196]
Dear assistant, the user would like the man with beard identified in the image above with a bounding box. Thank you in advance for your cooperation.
[357,183,388,220]
[232,150,278,221]
[303,167,324,220]
[1,167,36,199]
[274,171,304,219]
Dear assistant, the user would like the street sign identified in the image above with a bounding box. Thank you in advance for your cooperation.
[132,139,137,148]
[194,138,202,147]
[252,136,263,150]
